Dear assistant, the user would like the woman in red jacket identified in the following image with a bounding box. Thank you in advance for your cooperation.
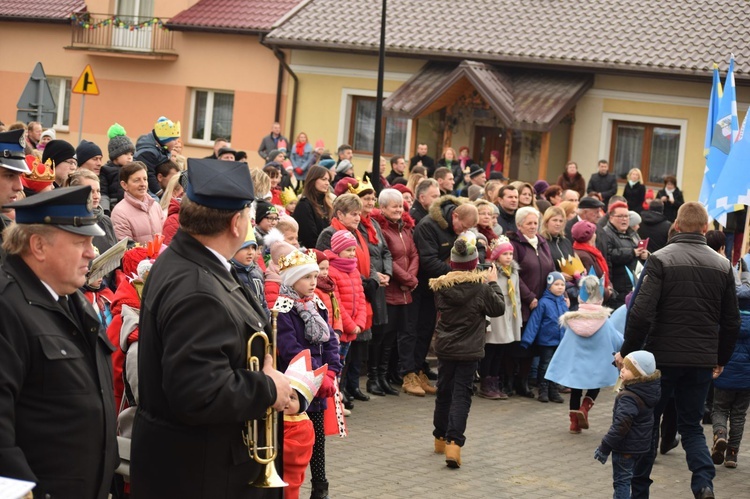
[372,189,421,395]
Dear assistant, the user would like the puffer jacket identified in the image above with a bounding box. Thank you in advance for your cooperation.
[373,210,419,305]
[508,231,555,322]
[603,222,641,301]
[358,215,392,326]
[325,251,367,341]
[414,195,467,280]
[99,161,125,215]
[264,263,281,310]
[133,131,169,194]
[111,192,166,244]
[429,270,505,361]
[315,280,344,333]
[106,280,141,411]
[162,198,181,245]
[622,233,740,368]
[599,371,662,455]
[715,310,750,390]
[520,289,568,348]
[637,210,672,253]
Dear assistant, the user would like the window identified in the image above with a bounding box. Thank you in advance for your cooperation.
[348,96,408,156]
[609,120,680,184]
[190,90,234,144]
[47,77,71,129]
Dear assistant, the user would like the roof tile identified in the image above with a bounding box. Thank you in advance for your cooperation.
[0,0,86,21]
[169,0,302,32]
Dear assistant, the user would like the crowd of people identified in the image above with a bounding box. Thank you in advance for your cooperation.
[0,117,747,499]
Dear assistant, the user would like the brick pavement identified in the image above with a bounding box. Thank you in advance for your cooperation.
[301,382,749,498]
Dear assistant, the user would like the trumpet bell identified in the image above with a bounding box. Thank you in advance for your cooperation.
[251,461,288,488]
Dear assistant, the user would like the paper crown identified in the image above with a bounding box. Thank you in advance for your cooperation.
[22,155,55,192]
[280,185,298,206]
[284,350,327,411]
[579,267,606,303]
[557,254,585,276]
[154,117,181,142]
[278,248,318,273]
[348,178,374,196]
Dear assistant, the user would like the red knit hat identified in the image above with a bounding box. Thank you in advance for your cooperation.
[312,248,328,264]
[392,183,413,198]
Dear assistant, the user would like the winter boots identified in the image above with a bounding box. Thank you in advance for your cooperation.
[310,480,330,499]
[366,366,385,396]
[577,396,595,429]
[537,380,564,403]
[445,441,462,468]
[478,377,505,400]
[418,371,437,395]
[548,383,564,403]
[725,447,738,468]
[434,437,446,454]
[569,411,581,434]
[514,376,535,398]
[402,372,426,396]
[537,380,549,403]
[711,429,728,465]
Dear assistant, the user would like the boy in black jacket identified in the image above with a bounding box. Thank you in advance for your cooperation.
[429,232,505,468]
[595,350,661,499]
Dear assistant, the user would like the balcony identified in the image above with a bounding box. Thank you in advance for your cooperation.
[66,13,178,61]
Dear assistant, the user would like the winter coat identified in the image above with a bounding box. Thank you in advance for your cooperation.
[99,161,125,214]
[413,195,467,280]
[487,262,522,344]
[275,295,342,412]
[373,210,419,305]
[546,233,574,269]
[429,270,505,361]
[293,195,330,249]
[162,197,181,245]
[637,210,672,253]
[623,181,646,214]
[545,303,623,389]
[409,201,429,224]
[93,206,118,254]
[315,285,344,333]
[106,280,141,412]
[655,187,684,222]
[622,233,740,368]
[714,309,750,391]
[556,172,586,199]
[508,231,556,322]
[231,259,271,321]
[133,130,169,194]
[521,289,568,348]
[325,252,367,340]
[602,222,641,303]
[264,264,281,310]
[290,143,316,180]
[358,216,392,325]
[257,132,289,161]
[0,254,118,499]
[111,192,166,244]
[600,372,662,455]
[565,216,608,256]
[587,172,618,206]
[409,154,436,176]
[497,208,517,234]
[131,230,277,499]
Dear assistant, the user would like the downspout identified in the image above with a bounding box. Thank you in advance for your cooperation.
[272,47,298,141]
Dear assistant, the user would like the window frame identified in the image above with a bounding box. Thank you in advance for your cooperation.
[599,113,687,187]
[188,88,235,146]
[48,76,71,131]
[339,90,412,158]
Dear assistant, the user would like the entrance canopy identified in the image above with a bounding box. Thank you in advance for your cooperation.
[383,61,594,132]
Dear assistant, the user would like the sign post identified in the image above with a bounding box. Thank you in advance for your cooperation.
[16,62,57,128]
[72,65,100,143]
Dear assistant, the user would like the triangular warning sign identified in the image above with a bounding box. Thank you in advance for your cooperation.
[72,65,99,95]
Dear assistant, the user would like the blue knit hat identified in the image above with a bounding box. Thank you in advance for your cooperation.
[546,271,565,288]
[624,350,656,377]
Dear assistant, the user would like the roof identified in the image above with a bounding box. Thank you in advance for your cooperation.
[266,0,750,80]
[0,0,86,23]
[168,0,303,34]
[384,61,593,132]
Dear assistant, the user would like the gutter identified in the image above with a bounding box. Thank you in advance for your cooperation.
[267,45,299,143]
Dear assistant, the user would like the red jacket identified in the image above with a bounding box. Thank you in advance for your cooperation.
[265,263,281,309]
[372,210,419,305]
[324,251,366,341]
[106,280,141,411]
[162,198,181,245]
[315,284,344,333]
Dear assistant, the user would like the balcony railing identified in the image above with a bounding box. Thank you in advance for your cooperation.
[70,13,175,55]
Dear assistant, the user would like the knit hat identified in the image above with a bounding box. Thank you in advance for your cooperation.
[490,235,514,260]
[534,180,549,196]
[255,200,278,224]
[571,220,597,243]
[266,228,296,265]
[336,159,354,174]
[468,163,484,179]
[76,140,102,166]
[312,248,328,264]
[330,230,357,254]
[319,158,336,169]
[314,139,325,149]
[450,231,479,270]
[629,211,642,228]
[546,271,565,288]
[623,350,656,378]
[42,139,76,168]
[154,116,180,145]
[333,176,358,197]
[392,183,413,198]
[267,149,283,161]
[279,248,320,287]
[107,123,135,160]
[284,350,327,413]
[40,128,56,141]
[468,184,483,201]
[239,225,258,250]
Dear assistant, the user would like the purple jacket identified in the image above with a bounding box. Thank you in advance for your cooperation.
[508,231,555,322]
[276,299,342,413]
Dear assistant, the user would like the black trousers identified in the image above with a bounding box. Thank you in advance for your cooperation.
[402,283,435,375]
[433,359,478,447]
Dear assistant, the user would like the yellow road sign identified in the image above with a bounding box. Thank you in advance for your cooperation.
[72,65,99,95]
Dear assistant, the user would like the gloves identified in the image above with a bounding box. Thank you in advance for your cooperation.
[295,167,304,176]
[317,370,337,399]
[594,447,609,464]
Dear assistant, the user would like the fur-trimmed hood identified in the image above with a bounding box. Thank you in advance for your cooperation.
[428,194,467,230]
[560,302,612,337]
[429,269,489,292]
[622,369,661,387]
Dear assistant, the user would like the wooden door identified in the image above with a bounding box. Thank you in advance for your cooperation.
[472,126,505,169]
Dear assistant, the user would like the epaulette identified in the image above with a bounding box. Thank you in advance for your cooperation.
[272,295,294,313]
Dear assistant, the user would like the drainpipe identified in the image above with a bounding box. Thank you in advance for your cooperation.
[272,48,298,140]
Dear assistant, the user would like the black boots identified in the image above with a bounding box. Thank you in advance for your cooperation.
[515,376,535,398]
[310,479,330,499]
[366,366,385,396]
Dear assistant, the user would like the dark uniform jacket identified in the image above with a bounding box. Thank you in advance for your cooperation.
[0,254,118,499]
[131,229,279,499]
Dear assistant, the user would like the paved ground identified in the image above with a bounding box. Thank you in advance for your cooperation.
[300,380,749,498]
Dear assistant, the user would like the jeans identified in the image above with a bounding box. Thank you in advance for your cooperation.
[612,452,636,499]
[433,359,477,447]
[712,388,750,449]
[537,345,556,384]
[631,367,714,498]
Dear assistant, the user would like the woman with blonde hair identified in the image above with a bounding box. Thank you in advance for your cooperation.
[484,180,502,205]
[511,181,538,210]
[406,172,426,196]
[623,167,646,214]
[558,200,578,221]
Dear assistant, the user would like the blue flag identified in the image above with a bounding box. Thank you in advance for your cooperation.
[707,108,750,225]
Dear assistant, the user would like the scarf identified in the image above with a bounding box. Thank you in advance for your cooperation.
[359,213,380,245]
[328,253,357,273]
[526,234,539,250]
[664,187,675,195]
[477,224,497,245]
[330,217,371,277]
[573,241,610,287]
[316,275,340,321]
[628,180,637,187]
[295,141,306,157]
[500,265,517,318]
[280,284,330,344]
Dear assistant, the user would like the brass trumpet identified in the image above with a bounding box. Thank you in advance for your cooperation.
[243,309,288,488]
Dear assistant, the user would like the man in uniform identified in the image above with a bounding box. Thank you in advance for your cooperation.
[0,185,118,498]
[131,158,293,498]
[0,130,30,247]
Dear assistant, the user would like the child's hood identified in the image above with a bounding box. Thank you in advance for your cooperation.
[429,270,488,294]
[622,370,662,408]
[560,302,611,337]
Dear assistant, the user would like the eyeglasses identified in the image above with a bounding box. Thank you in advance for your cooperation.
[265,216,280,222]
